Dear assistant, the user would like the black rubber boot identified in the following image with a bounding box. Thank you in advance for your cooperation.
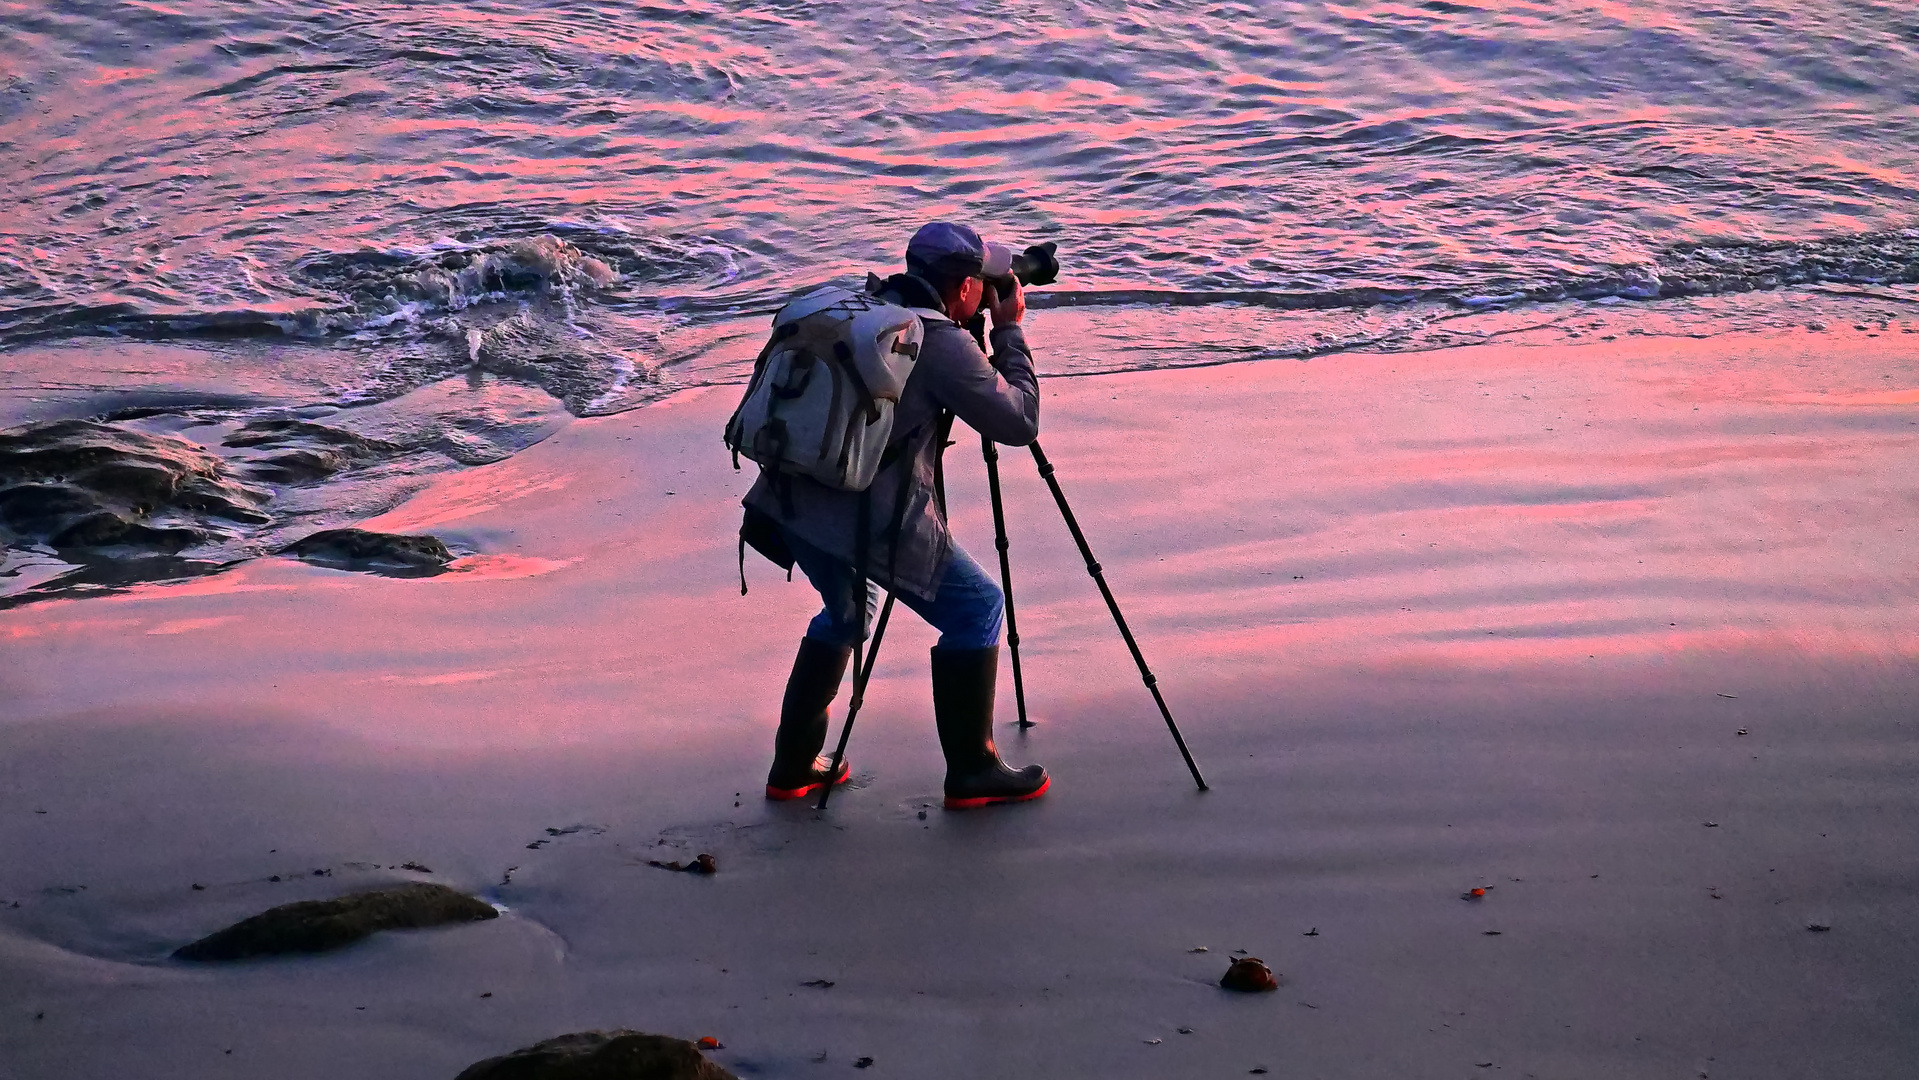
[931,644,1050,810]
[766,637,854,800]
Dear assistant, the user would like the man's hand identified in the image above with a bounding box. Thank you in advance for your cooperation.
[986,276,1025,328]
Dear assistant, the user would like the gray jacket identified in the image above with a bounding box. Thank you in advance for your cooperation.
[742,273,1040,601]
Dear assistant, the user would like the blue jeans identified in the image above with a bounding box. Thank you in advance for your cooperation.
[787,532,1004,650]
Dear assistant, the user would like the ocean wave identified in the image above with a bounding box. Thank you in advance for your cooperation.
[0,225,740,348]
[1028,229,1919,313]
[4,224,1915,400]
[4,226,1913,349]
[295,234,616,324]
[0,299,351,345]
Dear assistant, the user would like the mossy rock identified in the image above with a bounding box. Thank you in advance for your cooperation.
[174,882,497,962]
[455,1031,738,1080]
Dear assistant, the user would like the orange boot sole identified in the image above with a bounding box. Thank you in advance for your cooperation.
[943,774,1050,811]
[765,758,851,801]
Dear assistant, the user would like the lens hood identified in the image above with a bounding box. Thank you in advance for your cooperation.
[1006,241,1060,287]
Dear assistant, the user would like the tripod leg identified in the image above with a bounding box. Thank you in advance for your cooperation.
[818,591,895,809]
[981,435,1032,728]
[1028,440,1207,791]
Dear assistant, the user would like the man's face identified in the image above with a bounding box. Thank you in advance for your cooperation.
[948,275,985,322]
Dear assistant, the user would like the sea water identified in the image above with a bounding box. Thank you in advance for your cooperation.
[2,0,1916,602]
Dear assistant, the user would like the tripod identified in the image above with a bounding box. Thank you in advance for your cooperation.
[816,432,1208,809]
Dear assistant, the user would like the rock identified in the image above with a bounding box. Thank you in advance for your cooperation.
[1220,957,1280,993]
[250,448,353,484]
[454,1030,739,1080]
[224,417,393,453]
[0,419,267,553]
[282,527,454,576]
[50,510,200,551]
[224,418,396,484]
[174,882,497,961]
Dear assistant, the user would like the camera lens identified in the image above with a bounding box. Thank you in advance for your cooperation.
[1009,242,1060,287]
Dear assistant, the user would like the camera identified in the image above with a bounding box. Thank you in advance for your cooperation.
[987,241,1060,293]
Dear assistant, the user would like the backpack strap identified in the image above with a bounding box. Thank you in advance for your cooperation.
[883,428,917,589]
[931,410,955,517]
[831,340,882,424]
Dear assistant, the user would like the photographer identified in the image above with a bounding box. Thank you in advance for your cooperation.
[743,222,1049,810]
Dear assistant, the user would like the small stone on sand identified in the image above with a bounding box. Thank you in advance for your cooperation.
[455,1030,738,1080]
[1220,957,1280,993]
[174,882,497,961]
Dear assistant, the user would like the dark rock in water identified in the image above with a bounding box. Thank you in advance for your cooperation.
[283,527,454,576]
[0,419,267,553]
[0,482,95,523]
[174,882,496,962]
[51,509,200,551]
[250,448,352,484]
[455,1031,738,1080]
[1220,957,1281,992]
[224,418,397,484]
[224,417,393,453]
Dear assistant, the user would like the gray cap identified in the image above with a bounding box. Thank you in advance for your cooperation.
[905,221,1013,283]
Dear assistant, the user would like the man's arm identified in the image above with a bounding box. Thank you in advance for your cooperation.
[925,320,1039,446]
[925,278,1039,446]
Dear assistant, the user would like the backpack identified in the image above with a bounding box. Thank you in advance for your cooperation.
[724,283,944,492]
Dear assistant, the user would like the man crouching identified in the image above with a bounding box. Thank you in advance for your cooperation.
[741,222,1048,809]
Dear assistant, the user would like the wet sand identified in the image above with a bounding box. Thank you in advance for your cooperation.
[4,324,1918,1078]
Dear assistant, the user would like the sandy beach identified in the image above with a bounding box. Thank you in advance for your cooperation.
[4,321,1918,1078]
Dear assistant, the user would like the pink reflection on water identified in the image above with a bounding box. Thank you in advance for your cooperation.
[83,67,159,86]
[144,615,243,636]
[365,468,574,532]
[445,554,578,581]
[378,669,503,687]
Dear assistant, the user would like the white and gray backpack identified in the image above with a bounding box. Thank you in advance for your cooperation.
[725,283,944,492]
